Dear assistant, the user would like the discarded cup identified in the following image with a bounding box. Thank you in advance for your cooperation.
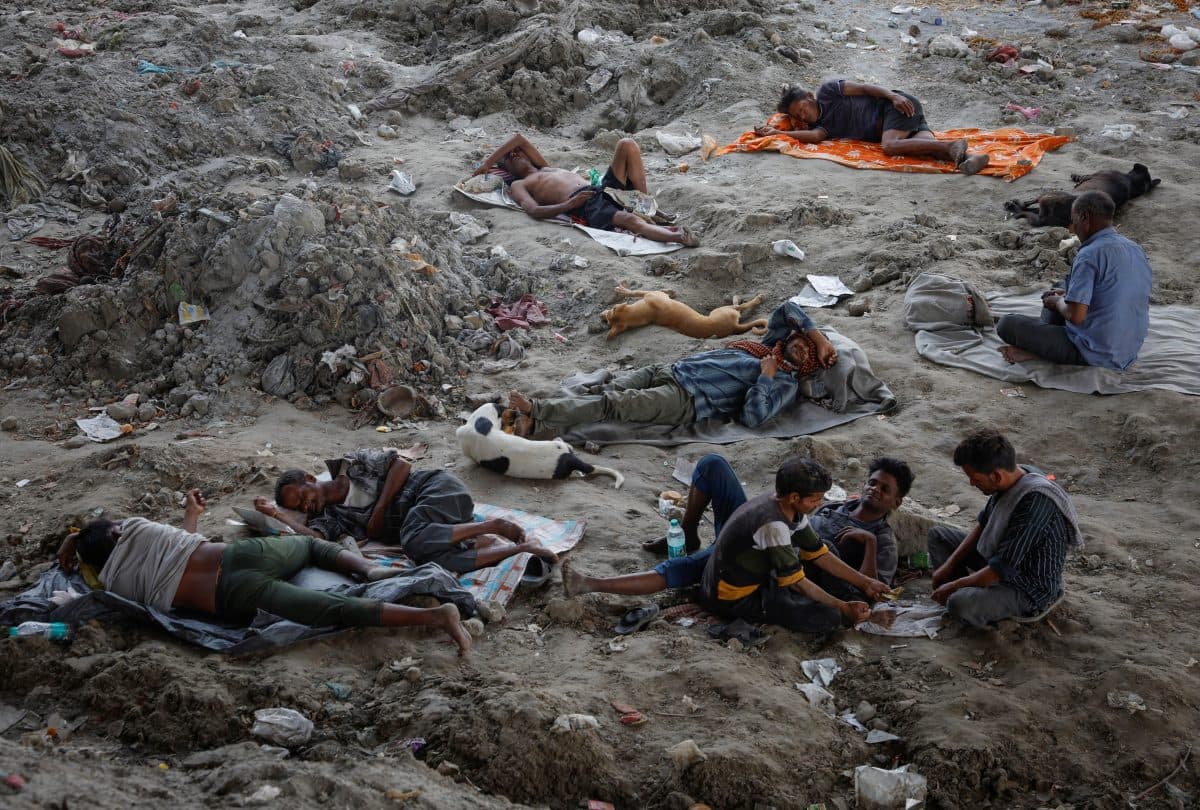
[772,239,806,261]
[388,170,416,196]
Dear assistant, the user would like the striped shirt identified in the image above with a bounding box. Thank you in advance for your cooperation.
[980,491,1068,610]
[701,493,829,603]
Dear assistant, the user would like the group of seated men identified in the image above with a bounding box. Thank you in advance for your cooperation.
[59,424,1079,654]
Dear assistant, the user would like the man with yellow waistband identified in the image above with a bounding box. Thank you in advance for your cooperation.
[698,457,874,633]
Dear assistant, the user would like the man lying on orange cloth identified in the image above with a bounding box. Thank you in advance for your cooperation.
[757,80,992,175]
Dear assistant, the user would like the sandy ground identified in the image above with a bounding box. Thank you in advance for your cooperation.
[2,0,1200,807]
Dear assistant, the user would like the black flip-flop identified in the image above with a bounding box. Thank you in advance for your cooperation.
[520,556,553,588]
[615,604,660,635]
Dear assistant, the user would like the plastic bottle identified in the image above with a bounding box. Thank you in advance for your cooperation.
[772,239,806,261]
[8,622,69,640]
[666,519,685,560]
[588,168,601,186]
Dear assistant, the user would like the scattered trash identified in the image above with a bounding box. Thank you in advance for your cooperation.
[251,708,314,747]
[585,68,612,93]
[15,480,31,488]
[245,785,281,804]
[486,294,549,331]
[800,658,841,688]
[1000,387,1026,398]
[607,638,628,653]
[1106,690,1147,713]
[177,302,210,325]
[75,414,130,443]
[611,700,647,726]
[856,603,945,638]
[987,45,1019,63]
[1100,124,1137,141]
[449,212,489,244]
[656,131,702,157]
[681,695,703,713]
[8,621,69,640]
[325,682,352,700]
[794,682,837,715]
[854,765,928,810]
[866,729,903,744]
[2,772,27,792]
[790,275,854,308]
[666,739,707,769]
[387,170,417,196]
[840,712,868,731]
[928,33,969,58]
[772,239,806,261]
[552,713,600,733]
[1004,103,1041,120]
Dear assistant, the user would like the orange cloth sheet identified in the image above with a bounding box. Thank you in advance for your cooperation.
[714,113,1072,182]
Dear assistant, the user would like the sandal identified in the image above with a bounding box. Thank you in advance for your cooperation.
[615,604,660,635]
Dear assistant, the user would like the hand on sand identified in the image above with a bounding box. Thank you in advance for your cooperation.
[755,126,781,137]
[253,496,279,518]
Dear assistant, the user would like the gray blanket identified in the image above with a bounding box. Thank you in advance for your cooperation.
[0,563,476,654]
[559,329,896,447]
[909,284,1200,397]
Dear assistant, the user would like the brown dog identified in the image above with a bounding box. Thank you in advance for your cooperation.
[601,282,767,340]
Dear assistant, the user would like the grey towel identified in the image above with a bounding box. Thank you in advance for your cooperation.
[977,467,1084,560]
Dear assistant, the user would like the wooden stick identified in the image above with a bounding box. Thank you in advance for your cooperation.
[1128,745,1191,806]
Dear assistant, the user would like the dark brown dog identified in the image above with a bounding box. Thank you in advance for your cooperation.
[1005,164,1160,226]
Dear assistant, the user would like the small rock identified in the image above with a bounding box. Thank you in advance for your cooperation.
[1181,51,1200,67]
[846,299,871,317]
[726,638,743,653]
[404,666,422,683]
[1,416,17,431]
[869,717,891,731]
[184,394,210,417]
[927,34,969,58]
[385,110,404,126]
[136,403,158,422]
[436,761,461,778]
[105,402,137,422]
[463,618,486,639]
[856,700,878,723]
[63,435,89,449]
[377,124,398,139]
[666,739,707,770]
[476,600,506,623]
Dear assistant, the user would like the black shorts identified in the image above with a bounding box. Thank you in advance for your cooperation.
[880,92,930,136]
[575,167,634,231]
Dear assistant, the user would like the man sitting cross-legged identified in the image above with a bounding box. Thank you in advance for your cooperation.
[57,489,471,654]
[563,454,911,603]
[258,448,558,575]
[928,428,1082,627]
[474,132,698,246]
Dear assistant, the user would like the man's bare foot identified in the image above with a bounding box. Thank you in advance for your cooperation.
[947,138,968,166]
[999,345,1041,365]
[511,413,534,438]
[560,561,595,597]
[675,225,700,247]
[959,153,990,176]
[367,565,405,582]
[523,543,559,566]
[508,391,532,415]
[436,603,472,656]
[489,518,526,543]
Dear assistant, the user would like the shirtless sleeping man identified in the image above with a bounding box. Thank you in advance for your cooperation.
[473,133,699,247]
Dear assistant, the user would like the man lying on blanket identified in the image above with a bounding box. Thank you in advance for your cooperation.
[506,301,837,437]
[563,453,913,608]
[760,80,991,175]
[257,448,559,574]
[57,489,472,653]
[472,132,699,247]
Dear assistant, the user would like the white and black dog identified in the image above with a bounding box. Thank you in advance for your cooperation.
[456,403,624,489]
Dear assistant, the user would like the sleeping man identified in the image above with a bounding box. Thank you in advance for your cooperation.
[258,448,559,574]
[57,489,472,653]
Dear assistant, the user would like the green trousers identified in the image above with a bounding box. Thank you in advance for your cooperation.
[532,364,695,430]
[215,536,383,627]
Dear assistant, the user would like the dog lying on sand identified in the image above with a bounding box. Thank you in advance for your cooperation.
[457,403,624,488]
[602,282,767,340]
[1005,163,1160,227]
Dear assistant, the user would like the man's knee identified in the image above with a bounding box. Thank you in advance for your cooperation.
[616,137,640,157]
[946,588,1003,628]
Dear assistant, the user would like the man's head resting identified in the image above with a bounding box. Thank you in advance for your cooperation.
[953,428,1018,495]
[275,469,322,514]
[499,149,535,178]
[775,456,832,515]
[863,456,914,512]
[776,85,818,124]
[76,519,119,569]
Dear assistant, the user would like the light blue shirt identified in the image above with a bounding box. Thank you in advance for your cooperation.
[1064,227,1151,370]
